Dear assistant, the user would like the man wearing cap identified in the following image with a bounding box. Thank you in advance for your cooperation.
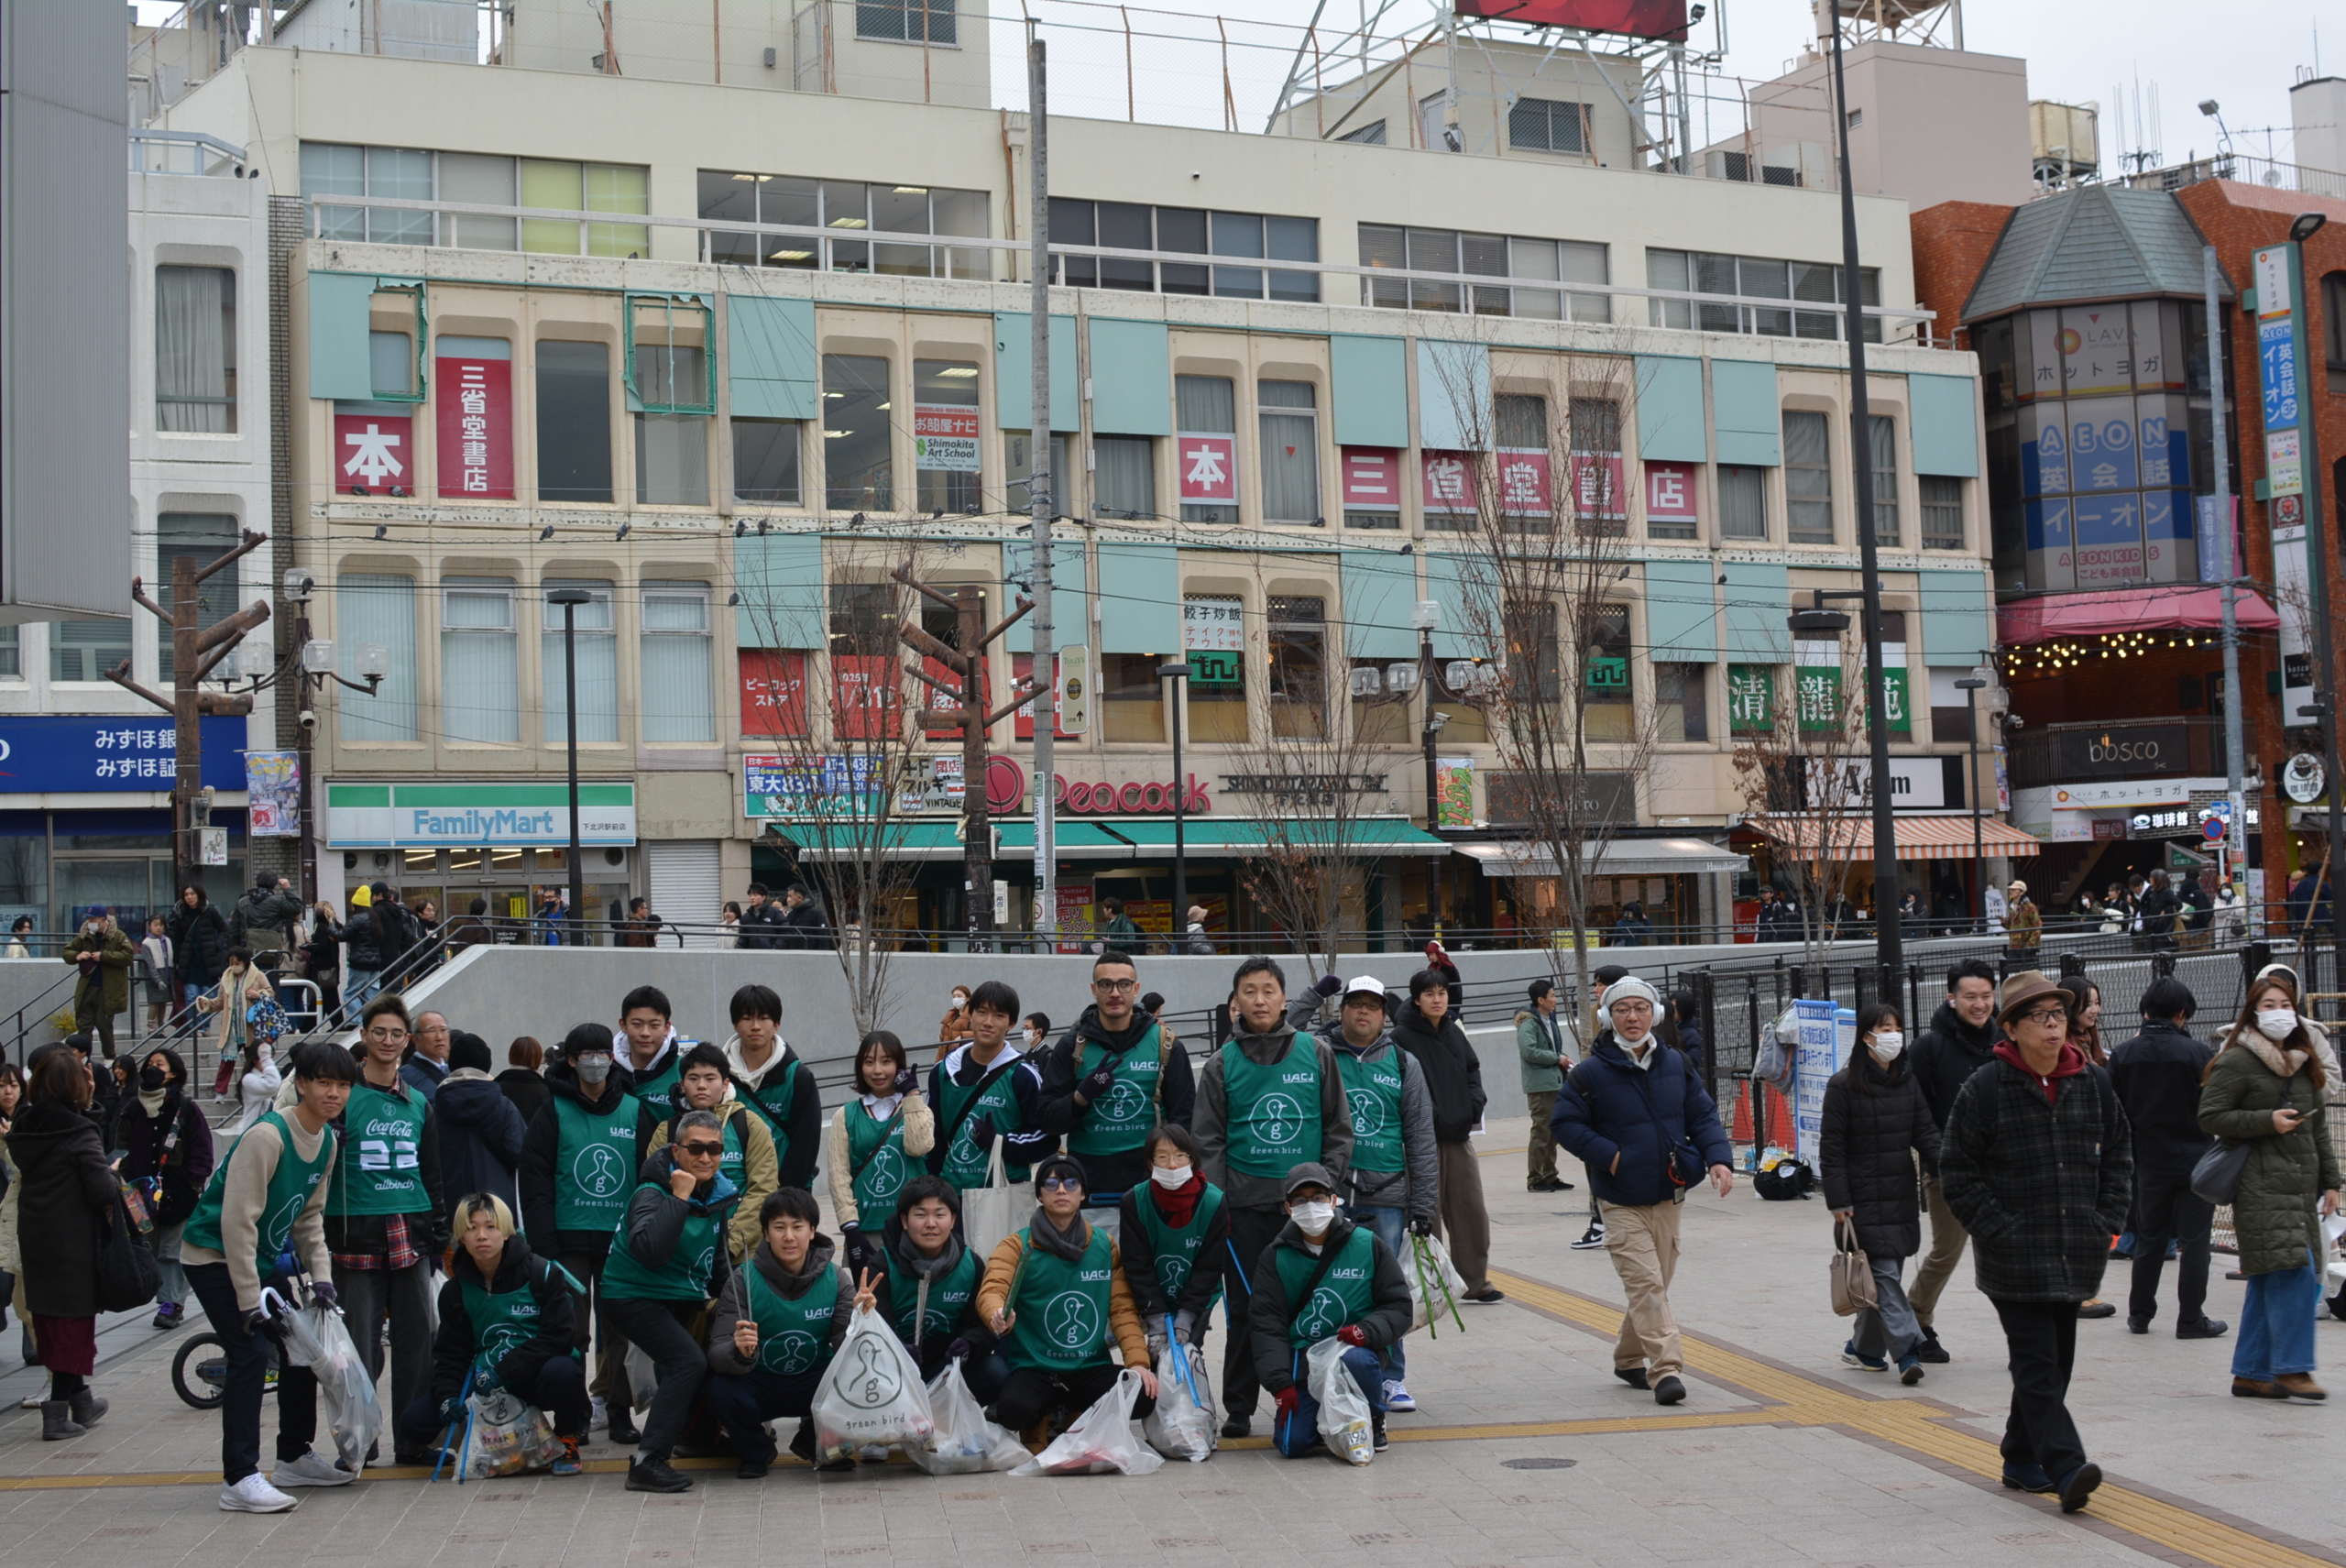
[1321,975,1439,1413]
[1938,971,2132,1515]
[1247,1162,1414,1459]
[1551,974,1734,1406]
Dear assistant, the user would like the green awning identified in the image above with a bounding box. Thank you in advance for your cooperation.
[1102,818,1451,858]
[789,821,965,861]
[995,821,1134,861]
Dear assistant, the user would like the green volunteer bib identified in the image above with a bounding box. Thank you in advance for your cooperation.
[1068,1023,1166,1158]
[1272,1224,1379,1348]
[742,1257,839,1377]
[553,1091,641,1232]
[882,1245,981,1345]
[847,1101,911,1216]
[631,1051,685,1122]
[1335,1046,1406,1174]
[183,1110,333,1277]
[1220,1033,1323,1179]
[601,1180,728,1302]
[936,1055,1031,1189]
[1132,1183,1225,1304]
[459,1271,547,1372]
[1000,1223,1115,1372]
[737,1056,800,1159]
[328,1081,431,1216]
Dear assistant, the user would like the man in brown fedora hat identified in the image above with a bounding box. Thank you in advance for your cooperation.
[1937,970,2132,1517]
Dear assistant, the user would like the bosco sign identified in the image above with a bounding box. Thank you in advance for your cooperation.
[2055,723,2190,781]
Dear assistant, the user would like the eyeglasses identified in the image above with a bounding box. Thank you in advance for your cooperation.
[680,1141,725,1158]
[2016,1007,2068,1028]
[1091,979,1139,995]
[1038,1176,1083,1192]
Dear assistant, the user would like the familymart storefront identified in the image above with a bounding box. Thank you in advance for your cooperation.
[323,780,638,936]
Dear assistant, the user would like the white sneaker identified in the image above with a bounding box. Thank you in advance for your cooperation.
[1571,1223,1607,1251]
[219,1474,300,1513]
[18,1392,44,1410]
[591,1396,608,1431]
[1382,1381,1418,1413]
[271,1451,355,1487]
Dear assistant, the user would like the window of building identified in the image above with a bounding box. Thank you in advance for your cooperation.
[734,419,803,505]
[1584,603,1632,741]
[437,151,517,249]
[299,143,646,256]
[1359,224,1607,321]
[700,171,990,278]
[1184,593,1248,744]
[1267,595,1327,740]
[338,573,417,740]
[1568,398,1624,535]
[1920,474,1964,550]
[1049,201,1318,302]
[1505,600,1561,706]
[1868,413,1900,546]
[914,359,981,515]
[443,577,519,744]
[49,620,131,684]
[1177,375,1238,525]
[536,340,612,504]
[526,159,649,258]
[634,342,710,508]
[1783,411,1834,543]
[1656,663,1708,741]
[155,266,236,433]
[1338,121,1387,146]
[1720,464,1768,540]
[155,512,241,683]
[1646,249,1880,341]
[641,582,715,742]
[828,582,897,656]
[1349,661,1411,744]
[0,627,16,679]
[1258,380,1321,524]
[2326,272,2346,393]
[1419,91,1453,152]
[368,328,418,401]
[1102,653,1167,743]
[541,580,618,744]
[822,355,893,512]
[1004,432,1069,515]
[1093,435,1157,520]
[856,0,955,45]
[1507,96,1590,155]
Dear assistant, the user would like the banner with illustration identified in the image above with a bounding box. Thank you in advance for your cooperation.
[246,750,301,838]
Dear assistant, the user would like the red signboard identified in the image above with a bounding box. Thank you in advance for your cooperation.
[334,411,412,492]
[1177,433,1237,503]
[1012,653,1075,741]
[1421,450,1478,513]
[435,356,514,499]
[1342,446,1402,509]
[1453,0,1686,40]
[1645,461,1698,527]
[830,654,901,740]
[1570,452,1628,521]
[1495,448,1553,518]
[739,649,809,738]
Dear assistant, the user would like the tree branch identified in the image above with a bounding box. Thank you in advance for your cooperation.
[102,663,174,715]
[193,529,269,587]
[128,578,174,630]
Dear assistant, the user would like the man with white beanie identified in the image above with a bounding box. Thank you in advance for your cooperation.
[1551,975,1735,1405]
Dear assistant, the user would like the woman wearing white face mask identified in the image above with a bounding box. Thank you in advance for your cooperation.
[1117,1124,1230,1363]
[934,986,975,1064]
[1820,1003,1943,1384]
[2199,980,2343,1400]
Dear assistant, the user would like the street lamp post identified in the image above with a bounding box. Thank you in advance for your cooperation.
[1957,674,1989,929]
[1158,660,1192,939]
[1413,599,1446,939]
[549,587,591,948]
[2281,214,2345,968]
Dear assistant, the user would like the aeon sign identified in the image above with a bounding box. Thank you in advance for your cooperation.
[983,756,1211,816]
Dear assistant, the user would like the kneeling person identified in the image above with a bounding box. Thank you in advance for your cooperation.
[400,1195,588,1475]
[703,1188,848,1478]
[1248,1163,1413,1459]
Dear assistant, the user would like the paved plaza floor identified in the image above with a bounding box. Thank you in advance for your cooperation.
[0,1120,2339,1568]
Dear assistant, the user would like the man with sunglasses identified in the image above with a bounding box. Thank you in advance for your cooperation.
[1938,971,2132,1518]
[1036,951,1195,1206]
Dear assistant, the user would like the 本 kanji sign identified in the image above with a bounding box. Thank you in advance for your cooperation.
[434,356,513,499]
[334,411,411,488]
[1178,433,1236,502]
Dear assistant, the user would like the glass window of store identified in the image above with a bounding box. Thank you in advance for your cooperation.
[155,265,236,433]
[1505,600,1562,706]
[1266,595,1329,740]
[444,576,520,743]
[1102,654,1167,743]
[823,354,893,512]
[1868,413,1900,546]
[1584,603,1632,741]
[1257,381,1321,525]
[541,580,617,744]
[536,340,613,504]
[155,512,241,683]
[1004,431,1069,515]
[1094,436,1157,520]
[734,418,803,505]
[1783,411,1834,543]
[1350,660,1411,745]
[1183,592,1248,743]
[1656,664,1708,741]
[338,572,418,740]
[914,359,982,515]
[641,581,715,742]
[1177,376,1238,525]
[1719,465,1769,540]
[50,620,132,684]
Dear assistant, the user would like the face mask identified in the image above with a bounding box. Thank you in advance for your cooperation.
[2256,1009,2299,1041]
[138,1066,168,1091]
[1870,1032,1904,1061]
[950,995,968,1010]
[1288,1200,1335,1234]
[1150,1162,1194,1190]
[574,1054,612,1085]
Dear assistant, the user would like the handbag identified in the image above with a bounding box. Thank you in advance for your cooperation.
[2192,1069,2291,1205]
[959,1139,1027,1263]
[1827,1216,1877,1317]
[93,1190,160,1313]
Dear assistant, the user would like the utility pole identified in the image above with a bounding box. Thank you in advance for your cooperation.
[896,567,1036,950]
[1027,25,1058,950]
[2206,243,2246,912]
[104,531,272,895]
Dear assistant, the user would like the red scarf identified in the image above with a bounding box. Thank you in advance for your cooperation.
[1150,1168,1205,1229]
[1993,1039,2087,1105]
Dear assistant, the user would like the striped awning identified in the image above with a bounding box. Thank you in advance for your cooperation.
[1750,813,2041,862]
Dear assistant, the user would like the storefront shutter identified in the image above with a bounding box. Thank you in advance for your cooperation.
[1332,334,1409,448]
[993,313,1079,433]
[1643,558,1718,663]
[1096,541,1178,652]
[647,839,724,948]
[1088,318,1171,436]
[1634,356,1708,463]
[726,293,817,419]
[1711,358,1782,466]
[1908,373,1980,477]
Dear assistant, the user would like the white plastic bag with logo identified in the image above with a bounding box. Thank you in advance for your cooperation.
[274,1294,381,1475]
[1143,1341,1217,1463]
[1010,1367,1165,1477]
[1304,1335,1374,1466]
[905,1360,1031,1475]
[811,1303,935,1464]
[1406,1232,1468,1334]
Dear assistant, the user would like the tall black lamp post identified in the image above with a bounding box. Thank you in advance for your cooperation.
[548,587,591,947]
[1158,661,1192,940]
[1957,674,1989,929]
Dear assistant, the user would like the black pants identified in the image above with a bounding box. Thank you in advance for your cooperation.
[701,1364,826,1460]
[559,1243,631,1415]
[604,1298,706,1460]
[1990,1297,2088,1481]
[988,1361,1154,1433]
[2128,1164,2215,1327]
[395,1354,592,1452]
[186,1262,319,1485]
[1218,1202,1286,1419]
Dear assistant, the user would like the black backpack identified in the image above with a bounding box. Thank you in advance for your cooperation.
[1754,1157,1815,1201]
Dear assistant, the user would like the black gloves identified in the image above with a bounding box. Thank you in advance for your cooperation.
[1410,1216,1434,1237]
[946,1336,973,1362]
[891,1065,918,1098]
[242,1307,280,1341]
[1313,972,1343,998]
[840,1223,879,1278]
[310,1279,340,1311]
[1077,1062,1118,1105]
[970,1113,997,1154]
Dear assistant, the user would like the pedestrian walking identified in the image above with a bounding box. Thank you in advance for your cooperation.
[300,901,343,1029]
[2004,882,2043,967]
[115,1047,214,1332]
[1907,959,2002,1362]
[6,1047,123,1441]
[1391,968,1503,1305]
[1937,970,2130,1514]
[2201,977,2341,1400]
[1517,980,1574,1194]
[139,916,175,1033]
[62,910,133,1060]
[2058,975,2118,1321]
[1820,1003,1941,1383]
[2106,977,2225,1339]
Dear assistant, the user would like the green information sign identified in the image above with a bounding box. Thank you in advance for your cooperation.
[1881,668,1912,736]
[1189,650,1242,688]
[1794,664,1844,734]
[1727,664,1775,733]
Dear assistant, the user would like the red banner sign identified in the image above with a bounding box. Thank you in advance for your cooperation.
[983,765,1212,816]
[1453,0,1686,40]
[830,654,900,740]
[1570,452,1628,521]
[434,356,514,499]
[1177,433,1237,502]
[334,411,412,492]
[739,649,809,738]
[1341,446,1401,509]
[1495,448,1553,518]
[1421,450,1477,513]
[1646,461,1698,527]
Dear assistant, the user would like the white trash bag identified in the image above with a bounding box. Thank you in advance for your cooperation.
[1407,1231,1469,1334]
[1143,1342,1216,1463]
[1304,1336,1374,1466]
[905,1360,1030,1475]
[275,1294,381,1475]
[1010,1367,1165,1477]
[811,1304,935,1464]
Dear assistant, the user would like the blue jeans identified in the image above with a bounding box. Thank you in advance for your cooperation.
[1354,1204,1409,1382]
[342,970,380,1018]
[1274,1343,1386,1457]
[2234,1248,2322,1380]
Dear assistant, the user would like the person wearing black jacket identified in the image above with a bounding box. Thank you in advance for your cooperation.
[301,903,344,1028]
[735,884,785,951]
[1389,969,1500,1305]
[115,1046,214,1331]
[1036,951,1198,1202]
[433,1033,528,1221]
[2106,978,2225,1339]
[167,884,230,1032]
[1820,1003,1942,1383]
[398,1195,586,1475]
[1245,1162,1414,1459]
[775,884,831,949]
[1906,959,2001,1363]
[521,1024,641,1442]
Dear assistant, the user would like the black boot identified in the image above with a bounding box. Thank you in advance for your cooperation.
[39,1401,84,1442]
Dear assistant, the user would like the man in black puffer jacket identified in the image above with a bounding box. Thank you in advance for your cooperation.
[2106,976,2224,1339]
[1390,969,1499,1306]
[1905,958,2001,1361]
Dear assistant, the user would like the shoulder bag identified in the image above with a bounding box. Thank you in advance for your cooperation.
[2192,1069,2290,1206]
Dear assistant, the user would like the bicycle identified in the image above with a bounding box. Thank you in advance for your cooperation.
[169,1329,281,1410]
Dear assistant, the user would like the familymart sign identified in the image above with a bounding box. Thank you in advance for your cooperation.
[325,782,637,848]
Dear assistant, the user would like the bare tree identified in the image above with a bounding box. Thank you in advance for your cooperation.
[1728,633,1878,970]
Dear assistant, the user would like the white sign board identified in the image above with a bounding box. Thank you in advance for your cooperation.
[1792,999,1853,1168]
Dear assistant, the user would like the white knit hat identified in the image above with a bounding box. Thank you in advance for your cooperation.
[1606,976,1661,1009]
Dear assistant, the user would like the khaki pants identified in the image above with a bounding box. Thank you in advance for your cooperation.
[1433,1139,1492,1292]
[1527,1091,1560,1186]
[1600,1200,1684,1376]
[1909,1173,1968,1328]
